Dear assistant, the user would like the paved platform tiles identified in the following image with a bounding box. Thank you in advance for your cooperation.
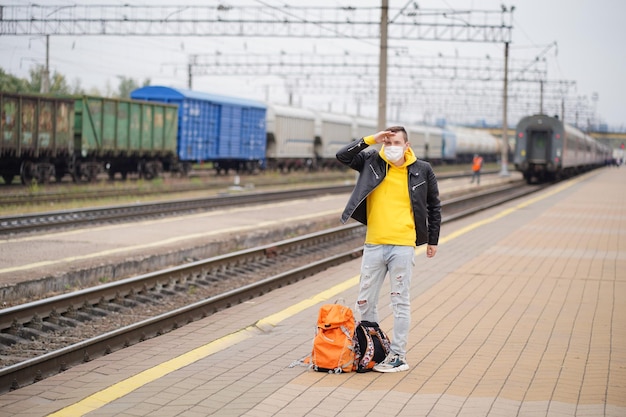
[0,168,624,416]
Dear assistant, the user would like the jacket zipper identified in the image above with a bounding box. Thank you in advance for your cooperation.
[368,164,380,179]
[410,171,422,191]
[412,181,425,190]
[347,140,365,152]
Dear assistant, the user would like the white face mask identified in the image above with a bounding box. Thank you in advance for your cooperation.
[384,145,405,162]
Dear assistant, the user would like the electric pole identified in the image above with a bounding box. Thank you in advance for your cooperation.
[378,0,388,131]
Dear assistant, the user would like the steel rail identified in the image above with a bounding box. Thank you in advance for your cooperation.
[0,185,354,235]
[0,182,212,206]
[442,182,545,221]
[0,171,360,207]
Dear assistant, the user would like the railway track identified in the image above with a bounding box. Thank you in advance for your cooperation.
[0,185,355,235]
[0,170,358,207]
[0,180,543,394]
[0,224,366,393]
[0,171,505,236]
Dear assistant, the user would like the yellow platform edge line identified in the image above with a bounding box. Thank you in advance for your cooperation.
[47,177,582,417]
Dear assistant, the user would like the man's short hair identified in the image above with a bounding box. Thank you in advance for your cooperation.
[385,126,408,142]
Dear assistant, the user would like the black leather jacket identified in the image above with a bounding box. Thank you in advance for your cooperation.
[336,137,441,246]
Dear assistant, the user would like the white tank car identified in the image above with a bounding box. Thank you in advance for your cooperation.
[444,126,500,163]
[352,116,378,141]
[265,104,316,171]
[314,111,355,169]
[406,124,444,163]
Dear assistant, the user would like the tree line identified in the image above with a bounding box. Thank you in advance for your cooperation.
[0,65,149,98]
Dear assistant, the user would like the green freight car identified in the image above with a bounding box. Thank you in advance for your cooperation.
[73,95,179,181]
[0,92,179,184]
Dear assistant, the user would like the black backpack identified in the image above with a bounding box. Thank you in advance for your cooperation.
[353,321,391,373]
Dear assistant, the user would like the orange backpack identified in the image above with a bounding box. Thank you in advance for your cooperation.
[310,303,356,373]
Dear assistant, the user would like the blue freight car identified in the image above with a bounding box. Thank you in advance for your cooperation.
[130,86,267,174]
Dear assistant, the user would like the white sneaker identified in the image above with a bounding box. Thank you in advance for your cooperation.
[373,353,409,373]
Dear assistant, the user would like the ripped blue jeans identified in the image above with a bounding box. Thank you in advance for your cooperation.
[356,244,415,357]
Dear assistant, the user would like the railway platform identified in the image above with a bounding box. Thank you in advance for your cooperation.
[0,167,624,416]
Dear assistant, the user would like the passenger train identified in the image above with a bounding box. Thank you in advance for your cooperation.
[514,114,612,183]
[1,87,509,185]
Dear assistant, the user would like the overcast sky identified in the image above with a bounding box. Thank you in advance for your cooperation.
[1,0,624,130]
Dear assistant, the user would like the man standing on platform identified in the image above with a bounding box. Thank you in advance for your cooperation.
[336,126,441,373]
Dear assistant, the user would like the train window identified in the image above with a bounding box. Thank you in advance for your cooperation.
[532,133,547,148]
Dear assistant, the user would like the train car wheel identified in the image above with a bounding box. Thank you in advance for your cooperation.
[181,163,191,176]
[68,158,79,183]
[35,163,54,184]
[80,162,101,182]
[20,161,36,185]
[141,161,161,180]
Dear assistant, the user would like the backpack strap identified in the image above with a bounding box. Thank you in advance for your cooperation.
[373,326,392,353]
[355,321,381,372]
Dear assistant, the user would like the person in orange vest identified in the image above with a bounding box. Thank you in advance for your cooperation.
[470,154,483,185]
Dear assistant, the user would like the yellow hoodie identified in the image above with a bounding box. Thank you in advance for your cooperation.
[365,139,418,246]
